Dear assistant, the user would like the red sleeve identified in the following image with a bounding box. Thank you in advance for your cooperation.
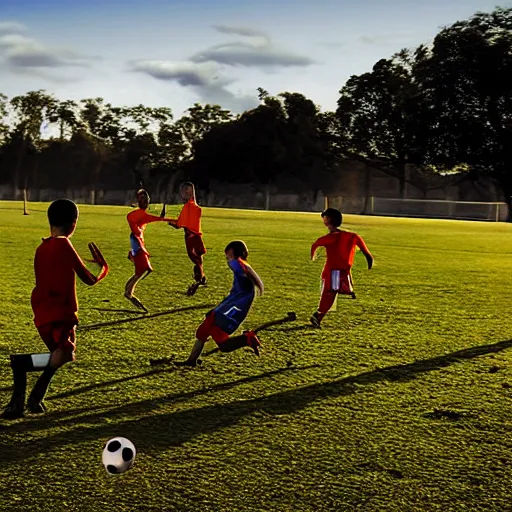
[65,240,101,285]
[311,234,334,258]
[141,212,168,224]
[355,234,371,255]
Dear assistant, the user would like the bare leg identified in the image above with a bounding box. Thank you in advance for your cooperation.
[175,340,205,367]
[124,273,148,312]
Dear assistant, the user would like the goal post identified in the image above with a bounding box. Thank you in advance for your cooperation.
[366,197,508,221]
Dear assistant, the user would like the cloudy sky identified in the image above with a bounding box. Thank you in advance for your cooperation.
[0,0,509,116]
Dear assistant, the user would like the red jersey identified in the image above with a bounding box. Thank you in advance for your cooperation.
[311,230,371,279]
[127,209,164,251]
[177,199,202,235]
[31,237,98,328]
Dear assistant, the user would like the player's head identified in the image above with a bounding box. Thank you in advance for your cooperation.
[321,208,342,228]
[47,199,79,236]
[136,189,150,210]
[180,182,195,202]
[225,240,249,261]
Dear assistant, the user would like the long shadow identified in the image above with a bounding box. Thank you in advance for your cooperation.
[48,367,173,400]
[0,365,320,436]
[77,304,215,331]
[92,308,145,315]
[1,339,511,465]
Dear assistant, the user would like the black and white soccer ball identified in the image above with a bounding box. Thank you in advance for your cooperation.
[102,437,136,475]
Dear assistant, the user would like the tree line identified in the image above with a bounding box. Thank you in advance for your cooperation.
[1,7,511,213]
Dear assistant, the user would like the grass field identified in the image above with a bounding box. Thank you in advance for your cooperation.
[1,200,512,512]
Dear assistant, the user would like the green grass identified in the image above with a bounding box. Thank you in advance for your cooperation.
[1,200,512,512]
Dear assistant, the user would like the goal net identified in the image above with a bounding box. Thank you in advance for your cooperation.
[366,197,508,221]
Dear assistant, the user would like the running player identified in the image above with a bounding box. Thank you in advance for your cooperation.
[311,208,373,327]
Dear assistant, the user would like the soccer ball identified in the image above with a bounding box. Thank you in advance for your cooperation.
[102,437,136,474]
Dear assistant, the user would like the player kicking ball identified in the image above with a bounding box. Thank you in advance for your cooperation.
[163,182,207,297]
[125,189,175,312]
[1,199,108,420]
[174,240,263,367]
[310,208,374,328]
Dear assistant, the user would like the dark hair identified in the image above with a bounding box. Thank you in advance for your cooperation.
[136,189,150,204]
[47,199,78,230]
[321,208,342,227]
[225,240,248,260]
[180,182,194,191]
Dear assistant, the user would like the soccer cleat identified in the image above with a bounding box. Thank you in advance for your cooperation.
[351,292,356,299]
[1,401,25,420]
[124,294,148,312]
[244,331,262,356]
[174,359,198,368]
[27,398,47,414]
[310,312,322,328]
[186,282,200,296]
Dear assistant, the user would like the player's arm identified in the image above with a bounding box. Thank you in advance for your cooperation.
[68,240,108,285]
[245,264,264,296]
[356,235,373,270]
[311,235,334,260]
[142,212,175,224]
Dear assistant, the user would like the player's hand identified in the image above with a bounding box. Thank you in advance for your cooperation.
[88,242,107,267]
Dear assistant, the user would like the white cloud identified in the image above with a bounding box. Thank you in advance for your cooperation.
[129,24,315,112]
[0,21,26,36]
[0,19,95,77]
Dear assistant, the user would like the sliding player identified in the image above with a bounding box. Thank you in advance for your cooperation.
[175,240,263,367]
[125,189,174,312]
[311,208,373,327]
[1,199,108,420]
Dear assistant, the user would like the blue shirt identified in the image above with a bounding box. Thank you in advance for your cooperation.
[213,259,255,334]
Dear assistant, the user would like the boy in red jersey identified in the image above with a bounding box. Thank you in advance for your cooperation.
[125,189,174,312]
[174,240,263,367]
[1,199,108,420]
[310,208,373,328]
[167,182,207,297]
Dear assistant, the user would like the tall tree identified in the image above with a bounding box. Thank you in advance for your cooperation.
[412,7,512,214]
[336,55,422,197]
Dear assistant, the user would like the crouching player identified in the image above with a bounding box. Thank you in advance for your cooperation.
[1,199,108,420]
[311,208,373,328]
[176,240,263,367]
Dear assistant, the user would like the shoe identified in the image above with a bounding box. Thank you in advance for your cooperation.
[186,282,200,296]
[245,331,262,356]
[124,294,148,312]
[27,398,47,414]
[310,312,321,328]
[351,292,356,299]
[175,359,197,368]
[1,401,25,420]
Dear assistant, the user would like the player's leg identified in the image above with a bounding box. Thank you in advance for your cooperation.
[311,285,337,327]
[27,324,77,413]
[216,330,261,356]
[175,312,216,367]
[185,233,206,296]
[124,252,151,311]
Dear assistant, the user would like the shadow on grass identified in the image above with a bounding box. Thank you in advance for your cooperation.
[0,365,321,437]
[1,338,511,465]
[91,308,146,315]
[77,304,215,332]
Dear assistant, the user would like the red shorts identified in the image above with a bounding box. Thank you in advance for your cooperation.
[196,312,229,344]
[129,250,153,275]
[37,322,77,353]
[323,269,354,295]
[185,231,206,257]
